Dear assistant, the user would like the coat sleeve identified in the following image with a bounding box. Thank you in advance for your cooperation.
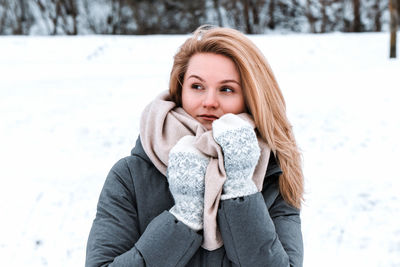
[85,158,203,267]
[217,175,303,267]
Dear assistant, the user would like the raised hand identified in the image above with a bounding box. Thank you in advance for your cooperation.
[167,135,209,230]
[212,114,261,200]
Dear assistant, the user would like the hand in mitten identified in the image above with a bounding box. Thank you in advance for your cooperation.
[167,135,209,231]
[212,113,261,200]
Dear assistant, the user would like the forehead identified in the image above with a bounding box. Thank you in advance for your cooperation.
[185,53,239,80]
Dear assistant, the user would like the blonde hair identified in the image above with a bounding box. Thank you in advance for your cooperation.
[169,25,304,209]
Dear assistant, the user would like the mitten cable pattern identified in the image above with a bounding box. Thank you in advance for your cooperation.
[213,114,260,200]
[167,136,209,230]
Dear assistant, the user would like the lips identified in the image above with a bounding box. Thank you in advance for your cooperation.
[197,114,219,121]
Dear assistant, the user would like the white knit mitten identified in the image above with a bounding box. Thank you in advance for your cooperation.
[212,114,260,200]
[167,136,209,231]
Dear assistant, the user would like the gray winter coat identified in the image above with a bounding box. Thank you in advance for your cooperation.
[86,137,303,267]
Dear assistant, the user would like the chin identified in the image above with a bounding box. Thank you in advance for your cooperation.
[203,122,212,131]
[195,117,213,131]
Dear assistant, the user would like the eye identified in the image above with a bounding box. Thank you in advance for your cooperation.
[220,86,234,93]
[191,84,203,90]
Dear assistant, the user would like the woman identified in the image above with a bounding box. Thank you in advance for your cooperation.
[86,25,304,267]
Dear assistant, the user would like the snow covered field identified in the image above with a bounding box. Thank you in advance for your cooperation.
[0,32,399,266]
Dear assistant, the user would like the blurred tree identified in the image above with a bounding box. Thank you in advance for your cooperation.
[250,0,261,28]
[160,0,207,33]
[304,0,338,33]
[219,0,305,33]
[0,0,34,34]
[124,0,207,34]
[0,0,10,34]
[305,0,317,32]
[320,0,328,33]
[35,0,79,34]
[213,0,223,26]
[0,0,398,35]
[15,0,29,34]
[268,0,276,29]
[243,0,253,33]
[398,0,400,26]
[128,0,161,34]
[241,0,266,33]
[370,0,384,31]
[83,0,115,34]
[352,0,363,32]
[110,0,135,34]
[219,0,243,31]
[389,0,398,58]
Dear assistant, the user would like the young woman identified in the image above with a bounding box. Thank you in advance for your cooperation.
[86,25,304,267]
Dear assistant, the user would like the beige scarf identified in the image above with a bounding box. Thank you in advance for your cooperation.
[140,91,271,250]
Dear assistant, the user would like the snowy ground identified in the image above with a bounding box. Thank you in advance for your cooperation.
[0,32,399,266]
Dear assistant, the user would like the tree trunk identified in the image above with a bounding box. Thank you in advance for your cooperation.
[390,0,398,58]
[17,0,27,34]
[250,0,260,27]
[398,0,400,25]
[268,0,275,29]
[70,0,78,35]
[243,0,253,33]
[305,0,316,33]
[213,0,223,26]
[353,0,362,32]
[0,0,8,34]
[372,0,382,31]
[320,0,328,33]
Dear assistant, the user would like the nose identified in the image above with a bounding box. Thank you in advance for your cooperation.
[202,90,219,109]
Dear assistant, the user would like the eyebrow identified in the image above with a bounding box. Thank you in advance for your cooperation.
[187,74,240,85]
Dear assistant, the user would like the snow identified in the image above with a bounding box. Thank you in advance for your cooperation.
[0,32,399,266]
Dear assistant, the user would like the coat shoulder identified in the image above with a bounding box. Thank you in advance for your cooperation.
[109,136,158,183]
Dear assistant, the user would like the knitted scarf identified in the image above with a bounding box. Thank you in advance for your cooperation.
[140,91,271,250]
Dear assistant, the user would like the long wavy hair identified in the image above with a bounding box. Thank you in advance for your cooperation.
[169,25,304,209]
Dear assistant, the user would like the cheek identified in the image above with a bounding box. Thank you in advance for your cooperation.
[223,96,246,114]
[181,88,197,114]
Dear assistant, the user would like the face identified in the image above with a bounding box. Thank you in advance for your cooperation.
[181,53,246,130]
